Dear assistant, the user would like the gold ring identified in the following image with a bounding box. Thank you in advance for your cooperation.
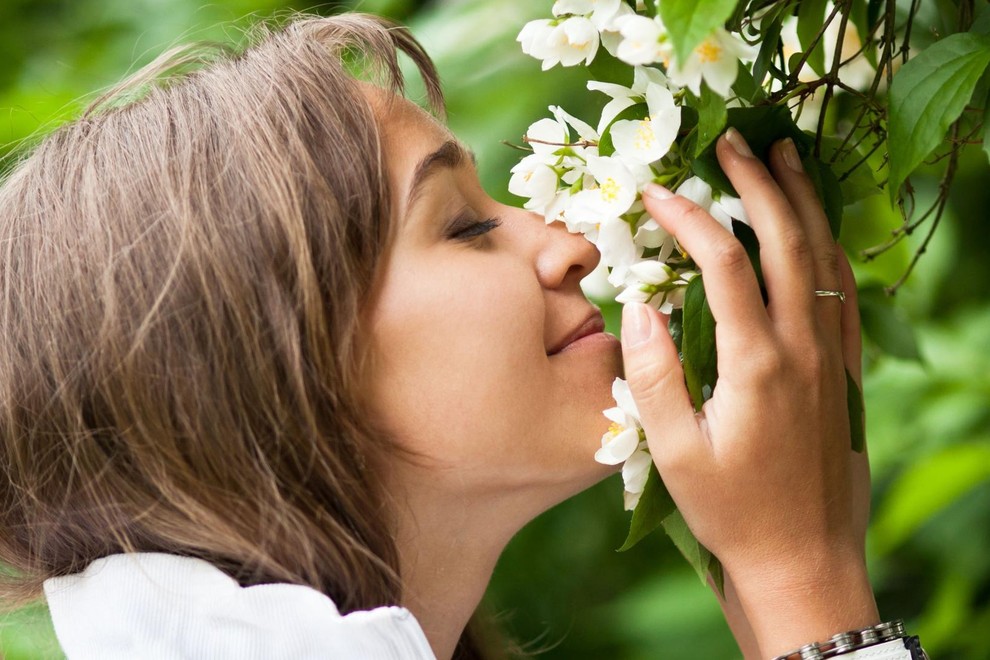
[814,289,846,303]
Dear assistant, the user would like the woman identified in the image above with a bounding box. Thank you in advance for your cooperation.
[0,13,918,660]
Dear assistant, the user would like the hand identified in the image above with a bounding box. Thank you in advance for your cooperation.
[619,130,876,657]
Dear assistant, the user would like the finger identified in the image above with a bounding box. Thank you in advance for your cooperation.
[768,138,843,333]
[717,129,816,327]
[642,183,770,343]
[619,301,700,465]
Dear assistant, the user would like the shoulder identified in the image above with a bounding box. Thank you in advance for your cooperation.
[44,553,435,660]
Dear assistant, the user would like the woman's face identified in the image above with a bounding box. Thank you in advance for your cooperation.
[364,94,622,508]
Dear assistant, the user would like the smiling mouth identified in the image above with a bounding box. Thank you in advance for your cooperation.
[547,312,608,356]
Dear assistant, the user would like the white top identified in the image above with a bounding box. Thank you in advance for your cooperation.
[43,553,436,659]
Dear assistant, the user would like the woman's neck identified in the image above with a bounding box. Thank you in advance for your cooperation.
[393,483,542,660]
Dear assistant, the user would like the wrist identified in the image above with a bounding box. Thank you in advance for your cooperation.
[726,550,879,658]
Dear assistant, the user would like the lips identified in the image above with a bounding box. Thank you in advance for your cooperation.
[547,311,606,356]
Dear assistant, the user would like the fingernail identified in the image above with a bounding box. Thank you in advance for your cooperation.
[621,302,654,348]
[780,138,803,172]
[724,127,754,158]
[643,182,674,201]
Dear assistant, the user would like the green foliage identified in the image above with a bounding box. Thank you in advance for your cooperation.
[681,275,717,412]
[693,84,727,156]
[617,466,675,551]
[887,31,990,203]
[691,105,806,195]
[873,442,990,554]
[796,0,829,76]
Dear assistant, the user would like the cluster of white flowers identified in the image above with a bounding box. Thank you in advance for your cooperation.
[594,378,652,509]
[513,0,765,510]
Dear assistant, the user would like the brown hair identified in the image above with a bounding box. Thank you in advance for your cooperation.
[0,12,445,620]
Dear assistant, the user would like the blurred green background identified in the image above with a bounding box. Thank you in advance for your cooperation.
[2,0,989,658]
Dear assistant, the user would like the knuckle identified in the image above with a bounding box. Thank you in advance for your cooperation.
[747,345,785,382]
[626,357,678,406]
[817,242,842,284]
[711,239,749,273]
[680,203,714,227]
[781,228,812,264]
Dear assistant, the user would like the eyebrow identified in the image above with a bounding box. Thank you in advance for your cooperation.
[406,140,477,211]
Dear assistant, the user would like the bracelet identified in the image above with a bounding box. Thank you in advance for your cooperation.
[771,620,928,660]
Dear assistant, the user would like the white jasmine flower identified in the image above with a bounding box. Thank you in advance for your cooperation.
[525,115,569,158]
[509,153,560,213]
[551,105,600,146]
[517,19,557,66]
[675,176,750,231]
[622,445,653,509]
[595,378,643,463]
[569,155,639,220]
[553,0,623,29]
[598,2,635,55]
[633,215,674,254]
[614,259,683,312]
[518,16,601,70]
[595,217,641,286]
[666,27,758,96]
[594,378,652,511]
[609,82,680,164]
[588,66,672,134]
[594,419,640,465]
[624,487,644,511]
[556,17,601,67]
[614,14,672,67]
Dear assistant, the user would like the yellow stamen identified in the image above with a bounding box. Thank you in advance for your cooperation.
[599,177,621,202]
[607,422,625,437]
[696,39,722,63]
[634,118,656,151]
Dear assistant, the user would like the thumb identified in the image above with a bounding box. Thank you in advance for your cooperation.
[620,302,697,458]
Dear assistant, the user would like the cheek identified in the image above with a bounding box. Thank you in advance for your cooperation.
[367,259,550,463]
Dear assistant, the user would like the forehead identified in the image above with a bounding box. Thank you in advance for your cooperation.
[363,86,466,219]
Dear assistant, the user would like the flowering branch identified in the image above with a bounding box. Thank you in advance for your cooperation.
[511,0,990,584]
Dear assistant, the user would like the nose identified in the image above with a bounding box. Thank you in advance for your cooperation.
[529,211,601,290]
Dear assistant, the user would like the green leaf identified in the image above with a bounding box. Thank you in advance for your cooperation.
[873,442,990,554]
[752,14,783,87]
[661,509,713,585]
[796,0,829,76]
[618,465,677,551]
[866,0,884,38]
[668,308,684,353]
[887,32,990,204]
[707,552,725,597]
[849,0,874,67]
[694,83,727,156]
[731,219,766,299]
[819,136,881,205]
[691,105,809,196]
[681,276,717,411]
[690,107,844,238]
[858,285,923,361]
[730,61,764,104]
[984,94,990,165]
[972,3,990,36]
[659,0,738,66]
[846,369,865,453]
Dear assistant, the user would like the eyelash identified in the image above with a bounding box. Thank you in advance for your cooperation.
[450,217,502,241]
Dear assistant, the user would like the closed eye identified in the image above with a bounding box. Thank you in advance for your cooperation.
[445,202,503,241]
[451,217,502,240]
